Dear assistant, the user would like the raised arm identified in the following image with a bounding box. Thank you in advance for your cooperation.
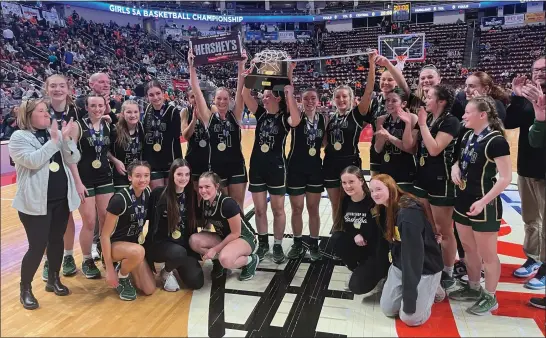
[357,51,377,115]
[188,50,212,127]
[242,86,259,114]
[285,85,302,127]
[376,54,410,95]
[233,51,249,122]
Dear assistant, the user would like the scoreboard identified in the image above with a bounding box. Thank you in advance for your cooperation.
[393,3,411,22]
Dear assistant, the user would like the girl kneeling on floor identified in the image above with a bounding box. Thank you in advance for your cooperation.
[370,174,443,326]
[101,160,156,300]
[189,172,259,281]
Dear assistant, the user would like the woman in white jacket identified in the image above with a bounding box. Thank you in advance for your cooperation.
[8,99,81,310]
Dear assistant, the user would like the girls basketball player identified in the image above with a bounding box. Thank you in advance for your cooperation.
[286,88,325,261]
[368,55,410,176]
[142,80,183,189]
[331,166,390,294]
[101,161,156,300]
[455,71,507,121]
[374,88,418,192]
[188,51,247,208]
[181,90,209,191]
[10,99,80,310]
[108,100,144,190]
[406,85,461,292]
[323,51,377,217]
[41,74,84,280]
[370,174,443,327]
[189,172,259,281]
[241,77,301,263]
[73,95,114,279]
[449,96,511,315]
[146,159,204,291]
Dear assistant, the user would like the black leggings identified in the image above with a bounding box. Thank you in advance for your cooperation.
[19,199,70,284]
[454,223,465,259]
[331,231,389,295]
[146,240,204,290]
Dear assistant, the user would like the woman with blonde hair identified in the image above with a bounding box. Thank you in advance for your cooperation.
[9,99,81,309]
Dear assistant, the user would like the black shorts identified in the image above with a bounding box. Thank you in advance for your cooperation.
[452,192,502,232]
[211,161,248,187]
[188,158,210,181]
[83,178,114,197]
[113,176,130,190]
[249,161,286,195]
[413,170,456,206]
[323,155,361,188]
[370,146,381,172]
[286,164,324,195]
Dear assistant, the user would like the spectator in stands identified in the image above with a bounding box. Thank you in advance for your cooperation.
[1,106,19,140]
[508,56,546,286]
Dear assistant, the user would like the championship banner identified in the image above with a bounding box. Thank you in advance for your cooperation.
[190,31,243,66]
[1,2,22,17]
[482,16,504,27]
[172,79,189,91]
[525,12,545,24]
[504,14,525,25]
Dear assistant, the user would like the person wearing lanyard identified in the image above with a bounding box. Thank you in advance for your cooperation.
[449,96,511,315]
[374,87,418,192]
[101,161,156,301]
[187,51,248,209]
[9,99,81,310]
[241,66,301,263]
[73,95,114,280]
[40,74,85,281]
[142,80,183,189]
[285,88,326,261]
[108,100,145,190]
[146,159,204,291]
[181,89,209,196]
[323,51,376,218]
[399,84,461,293]
[189,172,259,281]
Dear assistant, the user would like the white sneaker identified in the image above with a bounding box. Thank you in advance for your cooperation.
[91,243,100,260]
[435,285,446,303]
[461,270,485,284]
[161,269,180,292]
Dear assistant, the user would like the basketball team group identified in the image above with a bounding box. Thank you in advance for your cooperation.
[9,48,546,326]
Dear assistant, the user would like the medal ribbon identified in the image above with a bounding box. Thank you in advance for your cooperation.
[305,114,319,149]
[260,113,280,148]
[86,118,104,162]
[152,105,167,145]
[50,105,69,129]
[178,192,185,229]
[130,128,140,156]
[33,129,56,165]
[459,127,490,180]
[130,187,146,233]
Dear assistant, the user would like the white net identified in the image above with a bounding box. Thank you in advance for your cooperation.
[395,55,408,71]
[246,49,289,75]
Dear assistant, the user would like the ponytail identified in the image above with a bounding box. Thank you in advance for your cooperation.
[469,96,505,137]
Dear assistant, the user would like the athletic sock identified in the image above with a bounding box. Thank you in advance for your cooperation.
[246,256,252,265]
[274,238,283,246]
[310,236,319,246]
[43,255,48,262]
[483,289,495,296]
[443,265,454,277]
[258,233,268,244]
[83,254,92,261]
[118,271,129,279]
[293,235,302,244]
[469,281,481,291]
[64,250,74,257]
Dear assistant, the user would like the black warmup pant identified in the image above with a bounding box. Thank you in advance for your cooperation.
[331,231,389,295]
[146,240,204,290]
[19,199,70,284]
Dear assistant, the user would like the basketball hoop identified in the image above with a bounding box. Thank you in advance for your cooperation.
[395,55,408,71]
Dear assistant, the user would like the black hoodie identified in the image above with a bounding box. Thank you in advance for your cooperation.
[390,196,443,314]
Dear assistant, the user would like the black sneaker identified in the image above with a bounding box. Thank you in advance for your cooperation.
[441,271,459,292]
[529,297,545,309]
[256,242,270,262]
[272,244,286,264]
[286,240,305,259]
[82,259,101,279]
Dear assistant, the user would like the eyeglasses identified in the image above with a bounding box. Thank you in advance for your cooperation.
[532,67,546,74]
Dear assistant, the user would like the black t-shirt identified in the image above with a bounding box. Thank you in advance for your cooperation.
[379,114,416,184]
[75,97,121,124]
[251,105,289,167]
[50,103,81,129]
[200,193,255,239]
[457,129,510,197]
[34,129,68,201]
[106,186,151,244]
[325,106,367,159]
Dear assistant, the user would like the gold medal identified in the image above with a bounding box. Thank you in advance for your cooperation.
[353,222,361,229]
[199,140,207,148]
[384,153,390,162]
[261,144,270,153]
[138,232,145,245]
[459,179,467,191]
[92,160,102,169]
[172,229,181,239]
[153,143,162,152]
[49,162,60,172]
[334,142,342,151]
[419,156,425,167]
[308,148,317,157]
[217,143,227,152]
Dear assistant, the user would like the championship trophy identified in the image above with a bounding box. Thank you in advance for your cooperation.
[243,49,291,91]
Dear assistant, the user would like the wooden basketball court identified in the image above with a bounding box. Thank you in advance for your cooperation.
[1,128,532,337]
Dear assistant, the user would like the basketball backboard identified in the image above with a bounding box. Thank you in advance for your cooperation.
[378,33,425,62]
